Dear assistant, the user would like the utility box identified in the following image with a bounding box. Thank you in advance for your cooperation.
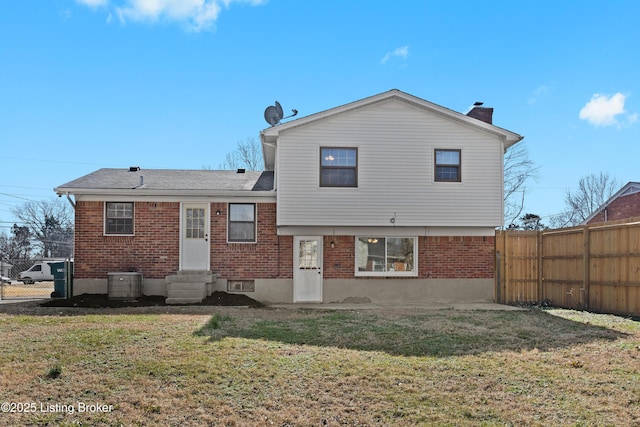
[107,272,143,300]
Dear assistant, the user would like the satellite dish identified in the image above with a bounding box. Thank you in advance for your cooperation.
[264,101,284,126]
[264,101,298,126]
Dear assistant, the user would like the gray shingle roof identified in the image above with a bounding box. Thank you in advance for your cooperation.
[55,168,274,193]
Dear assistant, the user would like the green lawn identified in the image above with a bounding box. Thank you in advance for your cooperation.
[0,304,638,426]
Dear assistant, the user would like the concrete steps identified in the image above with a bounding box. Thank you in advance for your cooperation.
[165,270,216,305]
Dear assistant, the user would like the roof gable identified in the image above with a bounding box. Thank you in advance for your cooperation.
[583,181,640,224]
[260,89,523,170]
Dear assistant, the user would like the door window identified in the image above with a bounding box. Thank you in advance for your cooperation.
[185,208,205,239]
[298,240,319,269]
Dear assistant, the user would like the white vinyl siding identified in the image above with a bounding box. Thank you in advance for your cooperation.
[276,98,504,228]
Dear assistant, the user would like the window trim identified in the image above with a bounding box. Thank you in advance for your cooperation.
[104,202,134,236]
[319,146,358,188]
[434,149,462,182]
[227,203,257,243]
[355,236,418,277]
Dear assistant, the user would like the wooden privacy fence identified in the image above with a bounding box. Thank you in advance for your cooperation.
[495,220,640,317]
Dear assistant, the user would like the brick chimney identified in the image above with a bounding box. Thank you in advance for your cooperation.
[466,102,493,124]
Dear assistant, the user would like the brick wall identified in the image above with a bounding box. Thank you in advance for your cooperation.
[324,235,356,278]
[210,202,293,279]
[74,201,180,279]
[421,236,494,278]
[323,235,494,279]
[75,200,493,281]
[587,192,640,224]
[74,201,292,280]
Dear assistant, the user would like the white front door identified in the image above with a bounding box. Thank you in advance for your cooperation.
[180,203,210,270]
[293,236,323,302]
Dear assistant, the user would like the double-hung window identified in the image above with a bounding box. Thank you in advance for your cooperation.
[356,237,417,276]
[228,203,256,243]
[435,149,461,182]
[320,147,358,187]
[105,202,134,235]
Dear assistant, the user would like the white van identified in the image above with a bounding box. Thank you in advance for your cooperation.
[18,262,55,284]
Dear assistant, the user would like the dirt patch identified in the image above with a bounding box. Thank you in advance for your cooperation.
[40,291,264,308]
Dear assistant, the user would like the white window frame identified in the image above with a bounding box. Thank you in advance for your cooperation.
[355,237,418,277]
[104,202,134,236]
[227,203,257,243]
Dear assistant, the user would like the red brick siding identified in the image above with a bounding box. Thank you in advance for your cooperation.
[323,235,494,279]
[74,201,292,280]
[324,235,356,278]
[421,236,494,279]
[75,200,492,281]
[210,202,293,279]
[587,192,640,224]
[74,201,180,279]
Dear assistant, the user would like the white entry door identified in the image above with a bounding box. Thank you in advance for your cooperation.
[293,236,323,302]
[180,203,210,270]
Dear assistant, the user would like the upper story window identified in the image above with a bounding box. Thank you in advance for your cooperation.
[320,147,358,187]
[105,202,134,235]
[435,149,461,182]
[228,203,256,243]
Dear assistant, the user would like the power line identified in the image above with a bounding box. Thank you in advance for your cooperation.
[0,184,52,190]
[0,192,40,202]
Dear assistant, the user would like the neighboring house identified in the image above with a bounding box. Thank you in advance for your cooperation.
[583,182,640,225]
[55,89,523,304]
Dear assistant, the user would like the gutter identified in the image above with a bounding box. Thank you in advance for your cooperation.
[57,191,76,210]
[54,187,276,199]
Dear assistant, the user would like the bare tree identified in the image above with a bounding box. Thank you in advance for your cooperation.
[550,172,621,228]
[218,137,262,171]
[0,225,32,259]
[504,142,539,226]
[11,199,74,258]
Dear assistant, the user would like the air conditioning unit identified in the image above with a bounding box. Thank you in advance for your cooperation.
[107,272,143,299]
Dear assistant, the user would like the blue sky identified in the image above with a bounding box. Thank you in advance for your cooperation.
[1,0,639,231]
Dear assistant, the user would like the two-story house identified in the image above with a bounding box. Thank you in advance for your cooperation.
[55,89,523,304]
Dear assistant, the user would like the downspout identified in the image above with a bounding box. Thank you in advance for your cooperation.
[64,192,76,209]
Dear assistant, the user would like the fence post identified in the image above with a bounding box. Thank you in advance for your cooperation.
[537,231,543,302]
[504,230,510,303]
[495,250,501,303]
[582,226,590,309]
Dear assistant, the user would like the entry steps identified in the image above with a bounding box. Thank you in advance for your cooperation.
[165,270,216,304]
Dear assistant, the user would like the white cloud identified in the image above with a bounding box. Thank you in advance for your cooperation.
[60,8,73,20]
[528,85,550,105]
[381,46,409,64]
[579,93,636,127]
[76,0,109,6]
[77,0,265,32]
[116,0,222,31]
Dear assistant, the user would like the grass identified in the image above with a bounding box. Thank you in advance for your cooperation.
[0,304,638,426]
